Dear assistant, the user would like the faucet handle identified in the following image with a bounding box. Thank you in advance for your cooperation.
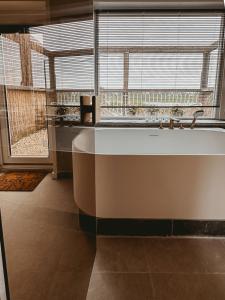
[191,109,204,129]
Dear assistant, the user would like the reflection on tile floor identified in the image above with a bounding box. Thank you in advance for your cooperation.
[0,174,96,300]
[87,237,225,300]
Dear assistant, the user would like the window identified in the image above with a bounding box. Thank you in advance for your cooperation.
[128,53,203,89]
[55,56,94,90]
[30,19,94,103]
[97,13,224,119]
[31,50,50,89]
[0,37,22,86]
[99,53,124,90]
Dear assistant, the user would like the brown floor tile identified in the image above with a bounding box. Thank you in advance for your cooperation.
[144,238,208,273]
[196,239,225,273]
[0,174,76,214]
[0,175,96,300]
[87,273,153,300]
[55,229,96,272]
[47,269,92,300]
[93,237,148,273]
[151,273,225,300]
[144,238,225,274]
[3,173,225,300]
[10,269,54,300]
[14,204,79,230]
[6,238,59,277]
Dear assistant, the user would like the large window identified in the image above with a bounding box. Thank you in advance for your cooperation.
[97,13,224,119]
[31,19,94,103]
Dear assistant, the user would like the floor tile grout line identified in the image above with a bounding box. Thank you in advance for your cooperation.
[218,238,225,252]
[91,270,225,275]
[148,273,156,300]
[142,238,152,274]
[97,235,225,240]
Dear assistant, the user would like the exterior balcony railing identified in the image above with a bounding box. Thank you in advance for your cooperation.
[54,88,217,120]
[100,89,216,119]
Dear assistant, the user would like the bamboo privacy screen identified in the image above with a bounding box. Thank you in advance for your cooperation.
[6,88,46,144]
[0,34,49,157]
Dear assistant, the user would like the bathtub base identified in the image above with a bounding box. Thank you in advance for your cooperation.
[79,210,96,234]
[79,214,225,237]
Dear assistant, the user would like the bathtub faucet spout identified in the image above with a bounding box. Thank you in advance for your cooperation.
[190,110,204,129]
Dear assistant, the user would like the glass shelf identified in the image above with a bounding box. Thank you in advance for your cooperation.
[47,104,80,107]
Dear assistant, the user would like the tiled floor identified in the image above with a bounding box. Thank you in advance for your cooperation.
[1,173,225,300]
[0,174,95,300]
[87,237,225,300]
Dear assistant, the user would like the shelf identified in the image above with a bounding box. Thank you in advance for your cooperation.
[47,104,80,107]
[46,113,80,119]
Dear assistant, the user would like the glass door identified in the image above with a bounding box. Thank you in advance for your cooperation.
[0,33,51,164]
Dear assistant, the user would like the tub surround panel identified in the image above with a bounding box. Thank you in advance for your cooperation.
[73,152,96,217]
[95,155,225,220]
[73,128,96,217]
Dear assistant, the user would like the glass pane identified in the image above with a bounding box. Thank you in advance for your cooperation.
[98,13,223,120]
[0,34,49,158]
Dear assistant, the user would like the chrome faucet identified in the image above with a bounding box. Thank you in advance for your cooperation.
[190,110,204,129]
[169,118,180,129]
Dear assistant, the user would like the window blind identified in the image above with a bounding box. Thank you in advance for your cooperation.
[30,19,94,91]
[55,56,94,90]
[0,37,22,86]
[31,50,50,88]
[97,13,224,118]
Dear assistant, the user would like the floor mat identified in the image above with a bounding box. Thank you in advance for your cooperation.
[0,171,48,191]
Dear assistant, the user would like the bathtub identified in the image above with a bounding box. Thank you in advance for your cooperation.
[73,128,225,222]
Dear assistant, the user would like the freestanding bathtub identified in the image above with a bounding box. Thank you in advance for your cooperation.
[73,127,225,234]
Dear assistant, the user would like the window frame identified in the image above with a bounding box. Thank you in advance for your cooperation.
[95,11,225,120]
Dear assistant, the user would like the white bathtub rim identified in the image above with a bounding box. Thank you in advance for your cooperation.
[72,127,225,156]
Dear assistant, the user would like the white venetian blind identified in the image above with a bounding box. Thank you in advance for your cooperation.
[0,37,22,86]
[30,19,94,90]
[31,50,50,88]
[97,13,224,114]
